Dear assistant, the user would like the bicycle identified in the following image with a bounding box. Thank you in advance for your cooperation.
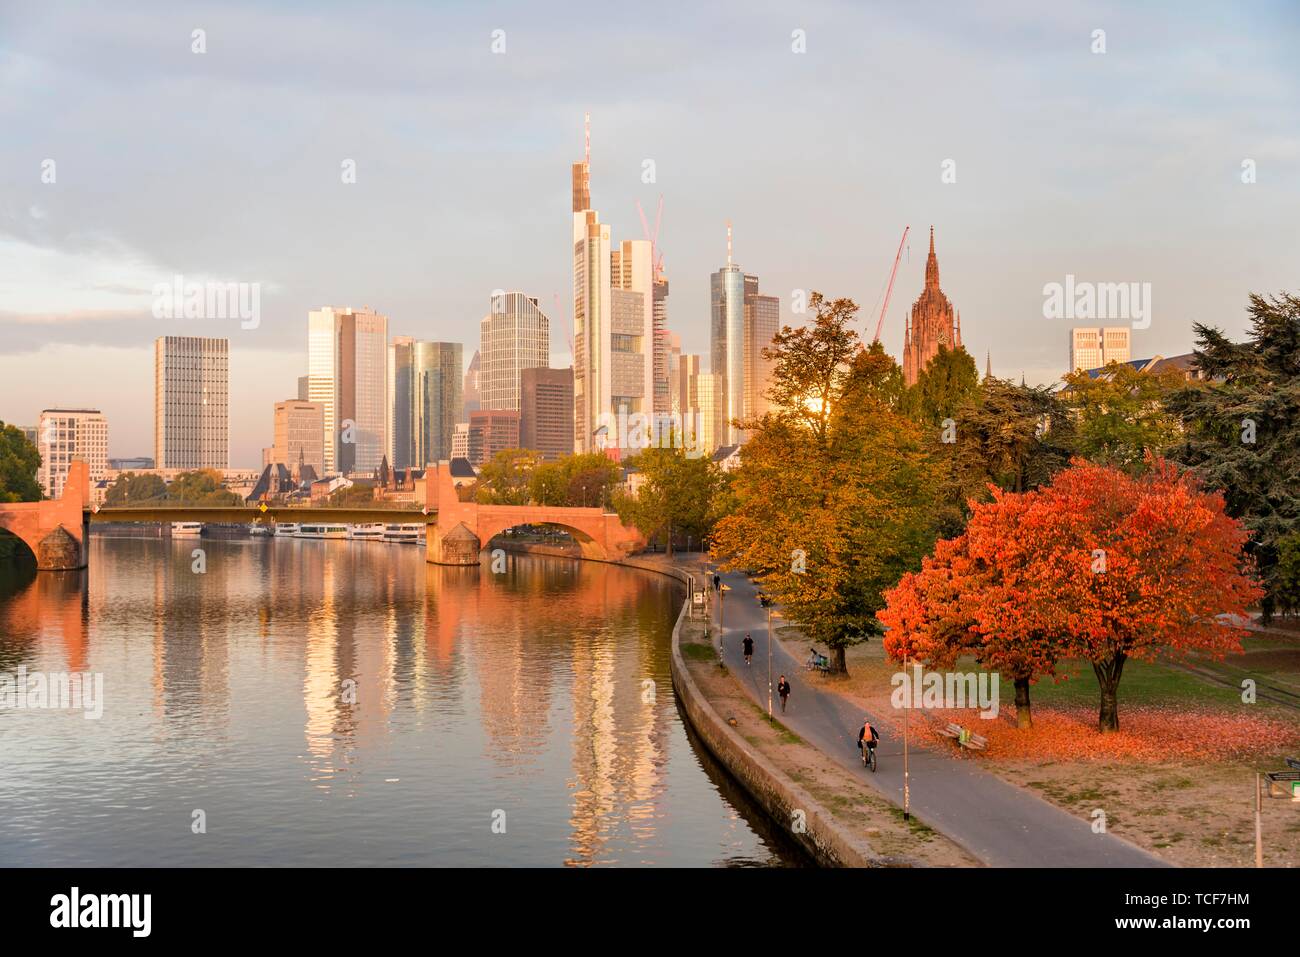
[860,739,877,772]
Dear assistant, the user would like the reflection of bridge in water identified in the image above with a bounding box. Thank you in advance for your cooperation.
[0,461,644,572]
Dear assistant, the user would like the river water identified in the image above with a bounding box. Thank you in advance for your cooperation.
[0,536,800,867]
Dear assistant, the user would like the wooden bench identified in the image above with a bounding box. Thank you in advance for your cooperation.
[937,722,988,751]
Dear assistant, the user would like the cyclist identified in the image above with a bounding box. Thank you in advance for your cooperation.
[857,717,879,759]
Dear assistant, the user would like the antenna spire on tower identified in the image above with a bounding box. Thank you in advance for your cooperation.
[726,221,733,266]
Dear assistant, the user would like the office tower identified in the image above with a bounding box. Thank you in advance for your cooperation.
[297,375,310,402]
[273,400,324,475]
[695,373,722,454]
[463,350,481,417]
[743,276,780,420]
[1069,327,1132,372]
[652,275,671,415]
[707,244,782,434]
[520,367,575,461]
[467,409,520,467]
[480,292,549,411]
[666,333,682,415]
[610,239,655,422]
[903,227,962,386]
[573,204,612,453]
[677,353,702,419]
[450,423,469,460]
[154,335,229,469]
[307,306,388,475]
[391,338,463,469]
[38,409,108,499]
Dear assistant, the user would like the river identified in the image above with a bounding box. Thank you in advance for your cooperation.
[0,535,802,867]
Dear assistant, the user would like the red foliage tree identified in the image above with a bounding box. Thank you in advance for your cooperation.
[1018,459,1262,732]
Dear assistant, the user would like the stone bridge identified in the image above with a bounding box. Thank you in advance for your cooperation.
[0,460,89,570]
[424,461,644,565]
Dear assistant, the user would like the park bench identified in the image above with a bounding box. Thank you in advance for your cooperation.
[937,722,988,751]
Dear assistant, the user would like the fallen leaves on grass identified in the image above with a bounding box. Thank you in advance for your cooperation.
[917,706,1298,762]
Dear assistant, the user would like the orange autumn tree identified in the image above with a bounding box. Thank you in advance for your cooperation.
[1024,459,1262,733]
[881,485,1069,729]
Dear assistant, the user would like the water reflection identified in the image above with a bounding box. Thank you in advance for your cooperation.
[0,536,800,867]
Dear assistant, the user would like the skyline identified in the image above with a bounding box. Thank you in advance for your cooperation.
[3,1,1299,465]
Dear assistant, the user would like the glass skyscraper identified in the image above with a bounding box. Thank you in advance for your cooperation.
[390,338,463,469]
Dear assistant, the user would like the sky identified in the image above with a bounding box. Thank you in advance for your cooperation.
[1,0,1298,467]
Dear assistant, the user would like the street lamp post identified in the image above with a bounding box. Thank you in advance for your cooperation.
[903,653,911,822]
[759,594,774,718]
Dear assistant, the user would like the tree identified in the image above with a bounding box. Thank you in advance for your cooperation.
[329,483,377,507]
[0,423,42,502]
[104,472,167,505]
[614,445,721,556]
[713,294,940,674]
[1018,460,1261,732]
[475,449,541,505]
[1060,361,1185,470]
[883,480,1083,728]
[528,452,621,508]
[1274,533,1300,620]
[166,469,240,505]
[1167,293,1300,620]
[905,344,980,426]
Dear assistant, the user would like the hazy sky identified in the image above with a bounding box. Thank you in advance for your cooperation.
[2,0,1298,467]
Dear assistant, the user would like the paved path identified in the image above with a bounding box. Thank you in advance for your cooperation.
[703,563,1165,868]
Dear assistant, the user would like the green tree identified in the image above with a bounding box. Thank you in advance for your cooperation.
[528,452,621,507]
[475,449,542,505]
[1167,293,1300,620]
[1060,361,1185,470]
[104,472,167,505]
[1275,533,1300,620]
[905,344,980,426]
[712,294,939,674]
[0,423,42,503]
[329,483,378,507]
[614,445,721,555]
[166,470,241,506]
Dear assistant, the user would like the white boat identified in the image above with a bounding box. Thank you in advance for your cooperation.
[273,523,300,537]
[349,523,386,541]
[297,524,349,539]
[249,524,272,537]
[383,523,424,544]
[171,522,203,537]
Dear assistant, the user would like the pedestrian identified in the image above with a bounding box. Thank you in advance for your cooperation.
[742,633,754,665]
[713,573,721,592]
[777,675,791,712]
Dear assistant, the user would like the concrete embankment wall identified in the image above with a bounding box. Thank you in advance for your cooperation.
[618,556,897,868]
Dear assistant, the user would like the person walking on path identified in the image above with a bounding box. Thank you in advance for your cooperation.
[742,633,754,666]
[777,675,791,713]
[713,573,721,592]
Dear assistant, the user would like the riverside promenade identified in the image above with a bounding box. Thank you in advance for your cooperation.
[653,553,1164,868]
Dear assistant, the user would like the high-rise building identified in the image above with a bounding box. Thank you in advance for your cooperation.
[154,336,229,470]
[467,409,520,467]
[695,372,723,454]
[666,333,683,415]
[307,306,388,475]
[652,275,671,415]
[710,226,777,445]
[272,400,324,475]
[38,409,108,499]
[480,292,549,412]
[1069,327,1132,372]
[743,276,780,420]
[450,422,469,461]
[571,117,655,455]
[903,227,962,387]
[520,367,575,461]
[297,375,310,402]
[463,350,481,417]
[390,338,463,469]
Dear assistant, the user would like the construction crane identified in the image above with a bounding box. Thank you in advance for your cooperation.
[872,226,910,344]
[635,194,665,279]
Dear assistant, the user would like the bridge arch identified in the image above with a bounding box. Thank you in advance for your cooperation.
[0,461,89,571]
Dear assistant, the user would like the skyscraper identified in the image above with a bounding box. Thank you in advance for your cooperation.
[391,338,463,469]
[273,400,324,475]
[463,350,481,417]
[467,409,520,467]
[38,408,108,499]
[571,116,655,455]
[307,306,388,475]
[902,227,962,386]
[520,366,575,461]
[710,225,777,445]
[480,292,549,412]
[154,336,228,470]
[652,274,671,415]
[1069,327,1132,372]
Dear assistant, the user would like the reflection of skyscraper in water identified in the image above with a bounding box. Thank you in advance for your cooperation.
[563,569,672,864]
[149,539,229,733]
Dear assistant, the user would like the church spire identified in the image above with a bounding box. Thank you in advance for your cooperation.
[985,350,992,380]
[925,225,939,290]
